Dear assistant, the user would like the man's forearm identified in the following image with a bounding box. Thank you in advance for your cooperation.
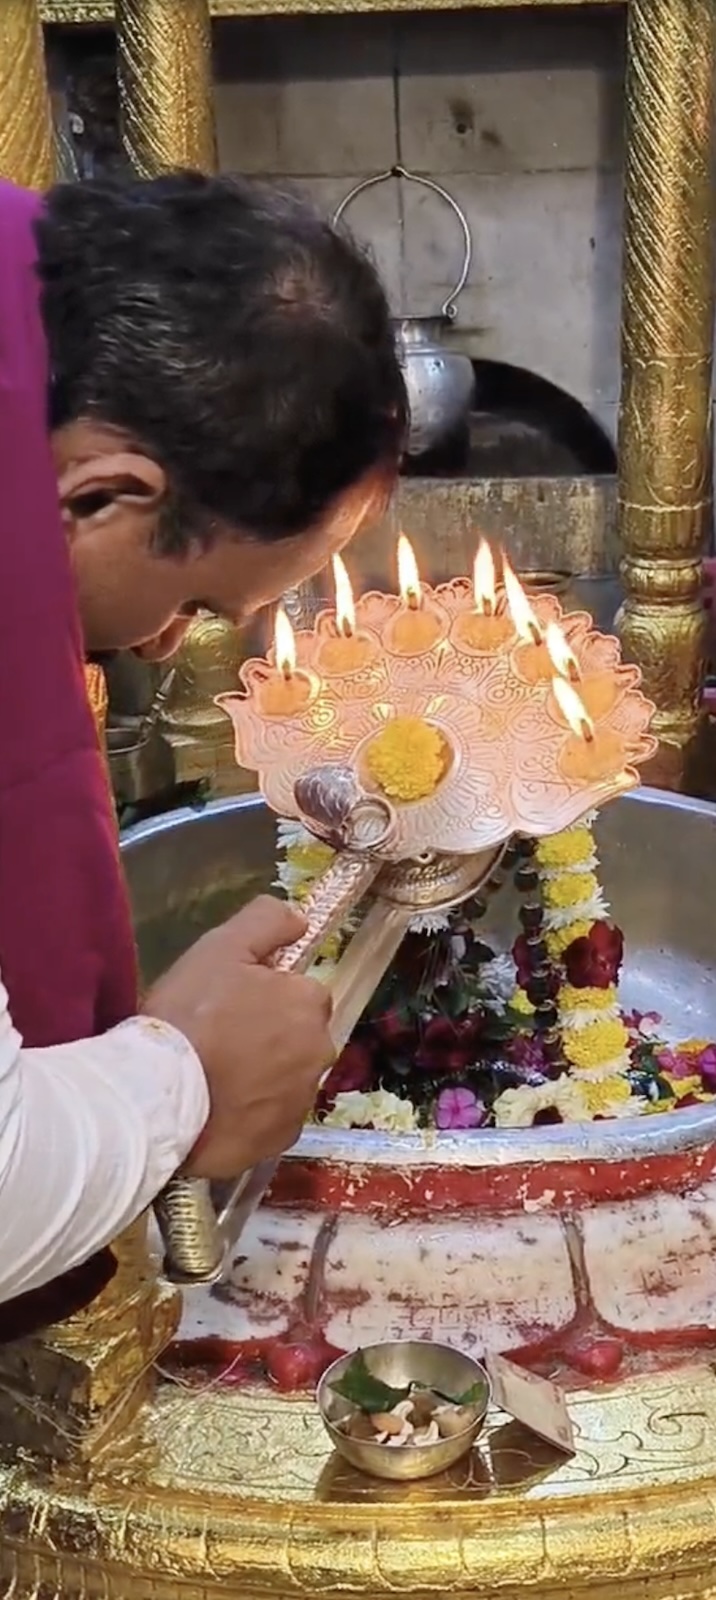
[0,981,208,1303]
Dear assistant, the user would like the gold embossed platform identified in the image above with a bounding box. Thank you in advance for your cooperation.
[4,1365,716,1597]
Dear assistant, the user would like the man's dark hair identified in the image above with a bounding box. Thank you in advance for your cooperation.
[36,171,407,553]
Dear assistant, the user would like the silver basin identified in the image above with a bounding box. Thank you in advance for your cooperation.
[121,788,716,1167]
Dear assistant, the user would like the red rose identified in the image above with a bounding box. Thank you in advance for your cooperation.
[564,921,624,989]
[415,1012,484,1074]
[317,1040,374,1113]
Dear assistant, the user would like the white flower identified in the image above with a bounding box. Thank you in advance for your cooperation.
[493,1074,592,1129]
[408,910,452,935]
[553,1075,594,1122]
[276,818,312,853]
[322,1089,419,1134]
[559,1001,621,1031]
[481,953,518,1013]
[540,855,598,879]
[274,861,309,895]
[542,891,609,932]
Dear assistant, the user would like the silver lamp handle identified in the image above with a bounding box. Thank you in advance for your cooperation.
[332,162,472,320]
[153,851,382,1284]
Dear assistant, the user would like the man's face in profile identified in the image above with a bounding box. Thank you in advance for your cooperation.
[58,435,390,659]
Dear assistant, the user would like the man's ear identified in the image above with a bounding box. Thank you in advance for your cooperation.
[58,451,167,533]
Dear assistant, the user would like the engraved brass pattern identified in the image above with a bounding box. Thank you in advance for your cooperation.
[220,584,656,850]
[617,0,716,789]
[117,0,217,177]
[0,1,56,191]
[41,0,618,20]
[5,1365,716,1595]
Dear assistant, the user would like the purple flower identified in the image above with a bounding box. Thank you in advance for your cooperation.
[697,1044,716,1089]
[656,1047,701,1081]
[435,1086,486,1131]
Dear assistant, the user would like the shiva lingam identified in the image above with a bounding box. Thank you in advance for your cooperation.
[153,539,656,1283]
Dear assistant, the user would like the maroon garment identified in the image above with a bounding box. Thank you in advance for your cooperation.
[0,182,138,1338]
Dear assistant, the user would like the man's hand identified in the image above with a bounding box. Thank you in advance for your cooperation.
[143,896,333,1178]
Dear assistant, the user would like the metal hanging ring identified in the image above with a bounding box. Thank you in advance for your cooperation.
[332,163,472,322]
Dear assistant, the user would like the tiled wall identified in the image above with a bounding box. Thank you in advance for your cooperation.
[213,6,626,442]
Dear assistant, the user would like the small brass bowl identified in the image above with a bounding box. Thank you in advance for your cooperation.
[317,1340,490,1482]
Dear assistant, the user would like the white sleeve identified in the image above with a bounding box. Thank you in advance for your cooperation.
[0,976,210,1302]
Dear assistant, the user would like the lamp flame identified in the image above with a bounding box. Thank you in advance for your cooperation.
[544,621,580,682]
[397,533,421,609]
[332,553,356,638]
[274,605,296,680]
[502,559,542,643]
[552,675,594,742]
[473,539,496,616]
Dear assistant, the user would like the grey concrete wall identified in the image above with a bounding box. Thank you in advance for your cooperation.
[213,7,625,443]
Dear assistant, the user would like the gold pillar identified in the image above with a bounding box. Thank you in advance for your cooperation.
[618,0,716,791]
[117,0,217,177]
[117,1,244,792]
[0,0,55,190]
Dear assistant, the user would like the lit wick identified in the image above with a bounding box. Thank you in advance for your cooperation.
[386,534,444,655]
[474,539,495,617]
[503,559,560,684]
[398,532,422,612]
[545,621,621,720]
[544,622,581,683]
[316,554,377,675]
[333,553,355,639]
[503,559,543,645]
[452,539,512,653]
[257,606,313,717]
[276,605,296,677]
[552,675,626,781]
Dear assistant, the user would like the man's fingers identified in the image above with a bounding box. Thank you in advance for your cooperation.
[227,895,307,964]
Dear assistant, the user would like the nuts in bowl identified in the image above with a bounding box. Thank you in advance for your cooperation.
[317,1340,490,1482]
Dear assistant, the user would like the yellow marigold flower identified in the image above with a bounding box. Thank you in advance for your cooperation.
[559,984,619,1014]
[543,871,599,910]
[287,839,335,878]
[536,827,594,870]
[581,1076,632,1116]
[318,931,342,963]
[660,1072,703,1101]
[546,919,593,958]
[564,1018,630,1072]
[510,988,535,1015]
[674,1039,711,1057]
[365,716,446,802]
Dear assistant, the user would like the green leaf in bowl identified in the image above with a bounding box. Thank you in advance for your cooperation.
[331,1351,410,1414]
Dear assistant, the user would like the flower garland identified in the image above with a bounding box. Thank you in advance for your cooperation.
[533,813,633,1118]
[275,797,716,1132]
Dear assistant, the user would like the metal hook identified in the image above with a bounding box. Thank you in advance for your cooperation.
[333,164,472,321]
